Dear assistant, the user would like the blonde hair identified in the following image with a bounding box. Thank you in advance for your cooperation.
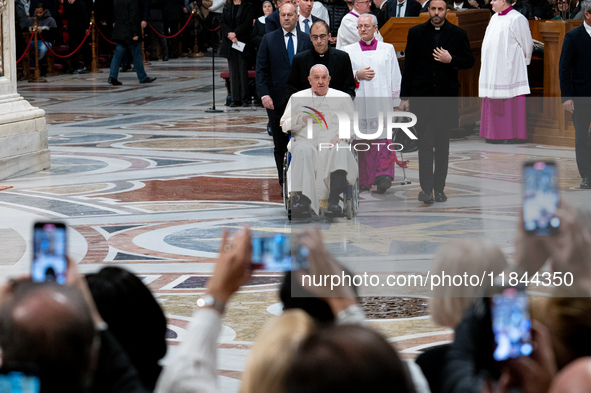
[429,238,508,329]
[240,309,315,393]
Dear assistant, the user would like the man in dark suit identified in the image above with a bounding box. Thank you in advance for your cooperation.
[384,0,422,19]
[559,6,591,189]
[267,0,323,32]
[400,0,474,204]
[256,3,313,191]
[287,20,356,98]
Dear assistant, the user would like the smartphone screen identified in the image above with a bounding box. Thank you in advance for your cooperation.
[523,161,560,235]
[251,234,308,271]
[32,222,67,285]
[491,287,533,362]
[0,369,40,393]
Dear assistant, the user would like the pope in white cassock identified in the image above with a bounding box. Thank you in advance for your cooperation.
[343,13,405,194]
[280,64,359,216]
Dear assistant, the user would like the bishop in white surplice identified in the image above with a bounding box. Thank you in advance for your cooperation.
[343,13,404,193]
[336,7,383,49]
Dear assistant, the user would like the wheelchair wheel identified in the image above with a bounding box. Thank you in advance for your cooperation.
[346,199,353,220]
[287,196,292,221]
[283,152,290,210]
[353,180,359,213]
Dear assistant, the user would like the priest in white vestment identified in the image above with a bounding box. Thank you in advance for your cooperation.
[336,0,383,49]
[478,0,532,142]
[343,13,406,194]
[280,64,359,216]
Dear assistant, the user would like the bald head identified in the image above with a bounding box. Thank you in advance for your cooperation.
[550,358,591,393]
[0,282,96,392]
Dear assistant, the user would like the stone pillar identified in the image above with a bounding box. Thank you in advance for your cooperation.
[0,0,49,181]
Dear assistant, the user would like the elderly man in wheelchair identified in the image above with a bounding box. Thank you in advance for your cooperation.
[280,64,358,218]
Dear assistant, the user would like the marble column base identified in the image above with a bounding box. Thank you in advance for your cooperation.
[0,95,49,181]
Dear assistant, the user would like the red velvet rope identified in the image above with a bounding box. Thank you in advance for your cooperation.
[95,24,117,45]
[39,26,91,58]
[148,12,193,38]
[16,32,35,64]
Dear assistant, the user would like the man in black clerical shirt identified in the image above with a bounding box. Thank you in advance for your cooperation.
[286,20,356,98]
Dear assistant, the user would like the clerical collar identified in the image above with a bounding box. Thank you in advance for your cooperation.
[434,26,441,30]
[498,6,513,15]
[359,38,378,51]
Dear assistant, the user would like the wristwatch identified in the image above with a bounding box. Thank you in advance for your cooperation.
[197,294,226,314]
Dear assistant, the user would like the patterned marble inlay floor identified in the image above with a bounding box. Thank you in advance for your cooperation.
[0,57,587,392]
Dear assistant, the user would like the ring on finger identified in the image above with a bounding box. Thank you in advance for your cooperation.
[223,244,233,252]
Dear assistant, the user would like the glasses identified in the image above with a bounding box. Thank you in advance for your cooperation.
[310,34,328,41]
[357,1,371,4]
[357,24,374,30]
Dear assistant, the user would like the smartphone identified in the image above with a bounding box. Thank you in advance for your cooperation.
[523,161,560,235]
[251,234,309,271]
[0,368,40,393]
[32,222,67,285]
[490,286,533,362]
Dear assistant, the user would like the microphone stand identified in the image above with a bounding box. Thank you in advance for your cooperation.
[205,15,223,113]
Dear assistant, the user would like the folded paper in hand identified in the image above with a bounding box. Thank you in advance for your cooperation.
[232,41,246,52]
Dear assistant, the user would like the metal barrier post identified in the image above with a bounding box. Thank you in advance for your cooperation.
[29,18,47,83]
[189,2,203,58]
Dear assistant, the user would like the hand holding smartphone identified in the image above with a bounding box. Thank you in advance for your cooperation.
[32,222,68,284]
[490,286,533,362]
[523,161,560,235]
[251,234,308,271]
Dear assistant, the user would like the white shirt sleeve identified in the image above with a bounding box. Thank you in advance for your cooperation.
[312,1,330,26]
[512,13,533,66]
[155,308,222,393]
[336,15,360,49]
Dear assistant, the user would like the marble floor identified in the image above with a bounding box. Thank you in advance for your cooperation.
[1,57,587,392]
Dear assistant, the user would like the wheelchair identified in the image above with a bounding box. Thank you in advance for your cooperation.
[282,138,359,221]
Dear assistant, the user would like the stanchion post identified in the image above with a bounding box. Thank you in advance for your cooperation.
[189,2,203,58]
[29,18,47,83]
[205,15,222,113]
[90,12,102,73]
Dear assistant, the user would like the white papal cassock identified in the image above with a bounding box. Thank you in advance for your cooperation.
[280,88,359,215]
[343,39,402,135]
[336,10,383,50]
[478,8,532,99]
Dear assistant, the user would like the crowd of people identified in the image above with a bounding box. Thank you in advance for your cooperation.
[2,203,591,393]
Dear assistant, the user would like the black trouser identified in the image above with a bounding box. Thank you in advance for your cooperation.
[417,125,450,194]
[267,104,289,186]
[328,170,347,204]
[165,20,180,57]
[573,98,591,179]
[69,26,91,68]
[149,21,168,59]
[227,51,248,103]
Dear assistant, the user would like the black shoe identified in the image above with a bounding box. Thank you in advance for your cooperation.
[108,77,122,86]
[375,175,392,194]
[360,185,370,192]
[435,191,447,202]
[581,177,591,189]
[140,77,157,84]
[418,191,434,204]
[229,102,239,108]
[242,101,250,107]
[292,198,311,217]
[163,56,169,61]
[328,202,342,214]
[75,67,88,74]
